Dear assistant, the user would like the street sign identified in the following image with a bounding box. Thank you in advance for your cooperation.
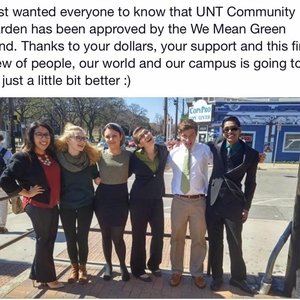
[199,125,208,131]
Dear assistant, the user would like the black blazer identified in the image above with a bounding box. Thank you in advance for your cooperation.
[207,137,259,211]
[129,144,169,200]
[0,151,56,204]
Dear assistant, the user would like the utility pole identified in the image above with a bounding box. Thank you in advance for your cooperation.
[163,97,168,141]
[174,98,179,139]
[8,98,16,153]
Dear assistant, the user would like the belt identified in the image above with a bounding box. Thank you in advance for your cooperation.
[176,194,205,199]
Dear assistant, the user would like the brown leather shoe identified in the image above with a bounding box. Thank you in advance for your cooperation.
[193,276,206,289]
[169,273,182,287]
[78,264,88,285]
[68,263,79,283]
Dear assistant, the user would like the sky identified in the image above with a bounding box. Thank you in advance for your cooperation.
[123,97,188,123]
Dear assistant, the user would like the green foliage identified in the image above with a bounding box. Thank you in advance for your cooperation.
[0,97,151,141]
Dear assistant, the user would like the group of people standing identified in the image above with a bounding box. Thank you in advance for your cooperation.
[0,115,260,294]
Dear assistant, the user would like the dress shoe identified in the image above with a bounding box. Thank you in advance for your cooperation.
[103,263,112,281]
[0,227,8,234]
[121,267,130,282]
[138,274,152,282]
[31,280,37,287]
[68,263,79,283]
[151,269,162,277]
[42,281,64,289]
[169,273,181,287]
[229,278,256,294]
[193,276,206,289]
[210,278,223,291]
[78,264,88,285]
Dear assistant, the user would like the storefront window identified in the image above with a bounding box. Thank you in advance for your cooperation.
[283,133,300,152]
[240,132,255,148]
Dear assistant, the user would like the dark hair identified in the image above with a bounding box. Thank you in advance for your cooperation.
[178,119,198,134]
[102,123,125,146]
[222,115,241,128]
[22,121,56,155]
[0,134,3,142]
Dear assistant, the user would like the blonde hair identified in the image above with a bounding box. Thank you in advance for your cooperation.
[55,123,100,165]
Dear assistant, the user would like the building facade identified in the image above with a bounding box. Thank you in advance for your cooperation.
[186,98,300,162]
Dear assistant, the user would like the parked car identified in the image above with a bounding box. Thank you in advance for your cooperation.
[124,137,131,147]
[97,140,108,150]
[155,138,165,145]
[97,140,126,151]
[127,140,136,147]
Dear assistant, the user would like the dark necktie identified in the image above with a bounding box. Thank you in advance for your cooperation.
[227,146,232,158]
[226,146,233,171]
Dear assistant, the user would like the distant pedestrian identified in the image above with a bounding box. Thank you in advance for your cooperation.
[0,122,64,289]
[0,134,12,234]
[56,123,100,285]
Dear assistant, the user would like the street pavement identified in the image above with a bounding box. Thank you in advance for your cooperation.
[0,162,298,298]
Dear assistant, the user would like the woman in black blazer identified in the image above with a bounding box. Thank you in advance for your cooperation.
[0,121,63,289]
[129,127,169,282]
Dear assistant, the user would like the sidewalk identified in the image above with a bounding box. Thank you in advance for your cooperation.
[258,162,299,171]
[0,164,296,298]
[0,212,289,298]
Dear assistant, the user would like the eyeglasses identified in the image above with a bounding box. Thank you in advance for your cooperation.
[223,126,240,133]
[138,130,150,142]
[72,136,87,142]
[34,132,51,139]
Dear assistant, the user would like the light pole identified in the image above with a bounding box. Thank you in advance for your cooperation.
[163,97,168,141]
[174,97,179,139]
[8,98,16,153]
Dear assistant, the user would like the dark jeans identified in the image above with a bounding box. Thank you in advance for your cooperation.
[60,204,93,264]
[206,197,246,280]
[130,198,164,278]
[25,204,59,283]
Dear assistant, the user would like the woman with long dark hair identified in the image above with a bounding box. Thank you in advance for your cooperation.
[94,123,132,282]
[0,121,63,289]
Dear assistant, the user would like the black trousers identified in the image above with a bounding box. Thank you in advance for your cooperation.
[206,197,246,281]
[60,204,93,264]
[130,198,164,278]
[25,204,59,283]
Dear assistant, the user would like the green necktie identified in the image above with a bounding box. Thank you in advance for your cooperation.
[180,149,190,194]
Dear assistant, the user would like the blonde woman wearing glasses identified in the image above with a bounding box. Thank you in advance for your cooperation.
[0,121,64,289]
[55,123,100,285]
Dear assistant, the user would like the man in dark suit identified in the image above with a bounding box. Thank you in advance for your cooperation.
[206,115,259,294]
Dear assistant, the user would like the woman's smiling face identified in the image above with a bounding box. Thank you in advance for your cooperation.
[33,126,51,154]
[137,129,154,148]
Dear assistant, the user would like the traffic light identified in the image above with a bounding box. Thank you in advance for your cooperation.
[173,98,178,105]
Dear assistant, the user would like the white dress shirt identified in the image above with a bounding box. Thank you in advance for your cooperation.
[166,142,213,195]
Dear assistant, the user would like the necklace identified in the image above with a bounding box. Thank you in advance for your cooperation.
[37,154,52,166]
